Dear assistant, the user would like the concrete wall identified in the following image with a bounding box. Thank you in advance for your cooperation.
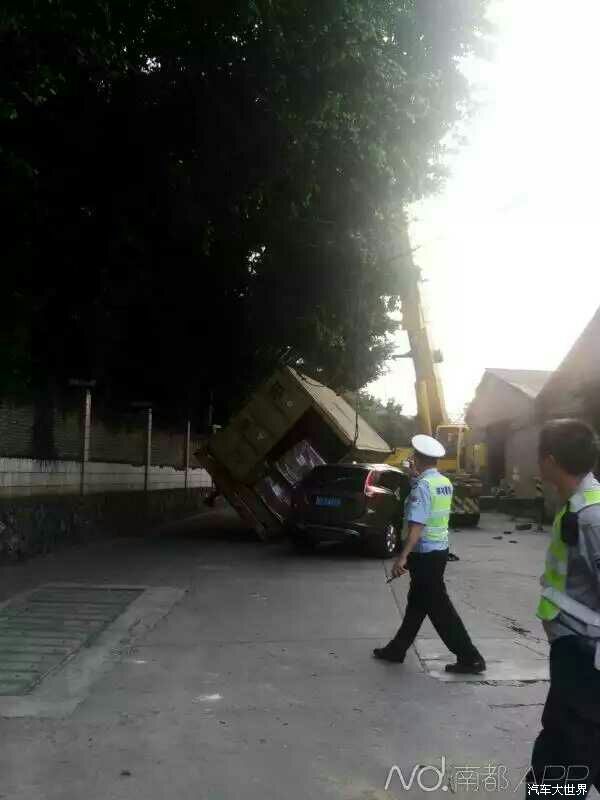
[467,374,534,430]
[0,458,214,561]
[504,423,541,499]
[0,487,212,562]
[467,375,536,491]
[499,422,562,515]
[537,307,600,420]
[0,458,212,498]
[0,400,216,561]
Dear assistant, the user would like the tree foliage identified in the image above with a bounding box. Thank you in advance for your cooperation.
[1,0,489,427]
[345,391,418,448]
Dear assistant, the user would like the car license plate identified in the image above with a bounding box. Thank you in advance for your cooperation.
[315,496,342,508]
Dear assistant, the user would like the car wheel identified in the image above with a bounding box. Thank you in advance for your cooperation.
[367,523,398,558]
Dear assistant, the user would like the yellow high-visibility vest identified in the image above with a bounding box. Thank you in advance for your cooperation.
[421,473,453,545]
[537,488,600,620]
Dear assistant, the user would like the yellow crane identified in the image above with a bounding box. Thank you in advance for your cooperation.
[385,228,483,525]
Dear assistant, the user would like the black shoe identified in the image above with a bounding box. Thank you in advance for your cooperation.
[445,658,486,674]
[373,644,405,663]
[447,552,460,562]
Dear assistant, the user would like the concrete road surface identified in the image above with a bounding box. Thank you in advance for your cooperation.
[0,508,583,800]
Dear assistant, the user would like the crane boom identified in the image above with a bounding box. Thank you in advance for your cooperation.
[387,223,483,527]
[396,226,449,435]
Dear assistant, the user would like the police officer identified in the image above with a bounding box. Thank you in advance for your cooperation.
[527,419,600,794]
[373,434,485,674]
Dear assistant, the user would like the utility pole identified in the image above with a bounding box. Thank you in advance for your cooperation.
[183,419,191,490]
[69,379,96,496]
[132,402,153,492]
[207,390,214,432]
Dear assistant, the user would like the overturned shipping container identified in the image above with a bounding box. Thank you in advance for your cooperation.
[196,368,391,538]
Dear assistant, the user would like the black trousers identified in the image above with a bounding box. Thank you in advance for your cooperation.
[390,549,481,662]
[527,637,600,796]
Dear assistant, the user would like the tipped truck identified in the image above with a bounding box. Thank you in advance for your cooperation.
[195,367,392,540]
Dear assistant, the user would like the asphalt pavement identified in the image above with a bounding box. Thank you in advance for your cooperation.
[0,507,575,800]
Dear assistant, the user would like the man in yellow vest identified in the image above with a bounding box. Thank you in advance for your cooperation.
[527,419,600,794]
[373,434,485,674]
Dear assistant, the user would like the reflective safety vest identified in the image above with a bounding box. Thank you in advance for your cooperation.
[421,472,453,545]
[537,487,600,622]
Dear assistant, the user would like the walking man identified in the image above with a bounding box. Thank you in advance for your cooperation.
[527,419,600,794]
[373,434,485,674]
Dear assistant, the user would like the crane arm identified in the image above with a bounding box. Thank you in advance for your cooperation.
[396,227,449,435]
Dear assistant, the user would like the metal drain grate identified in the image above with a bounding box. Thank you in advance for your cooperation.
[0,585,143,695]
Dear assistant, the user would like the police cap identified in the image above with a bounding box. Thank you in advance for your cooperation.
[411,434,446,459]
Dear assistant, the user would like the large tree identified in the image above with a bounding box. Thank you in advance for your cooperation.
[344,391,418,448]
[1,0,489,435]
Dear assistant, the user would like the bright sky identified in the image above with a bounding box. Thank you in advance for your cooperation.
[370,0,600,419]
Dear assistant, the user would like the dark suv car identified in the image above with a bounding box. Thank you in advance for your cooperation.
[286,463,410,557]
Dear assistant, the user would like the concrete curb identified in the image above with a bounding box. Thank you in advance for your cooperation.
[0,583,186,718]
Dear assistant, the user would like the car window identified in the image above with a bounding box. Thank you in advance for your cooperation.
[302,466,369,492]
[437,427,458,457]
[376,471,403,492]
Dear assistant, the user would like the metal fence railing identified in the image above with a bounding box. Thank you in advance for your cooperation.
[0,393,212,498]
[0,403,34,458]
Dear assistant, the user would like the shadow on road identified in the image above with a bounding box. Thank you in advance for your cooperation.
[156,505,380,565]
[156,506,260,544]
